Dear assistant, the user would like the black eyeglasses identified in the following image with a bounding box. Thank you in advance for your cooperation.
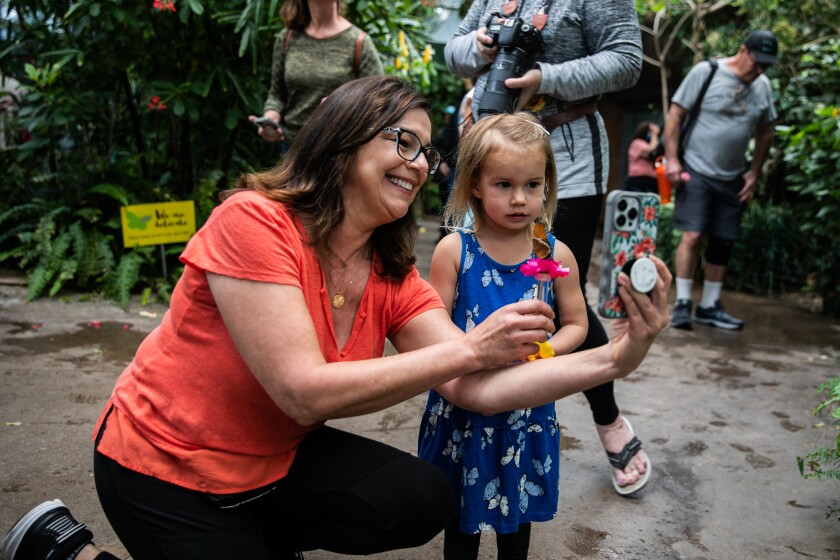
[382,127,442,175]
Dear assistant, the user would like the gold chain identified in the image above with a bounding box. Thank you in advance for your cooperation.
[329,255,367,309]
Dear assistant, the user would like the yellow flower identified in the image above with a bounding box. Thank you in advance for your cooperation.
[395,57,403,70]
[832,107,839,119]
[398,31,406,50]
[402,47,409,58]
[423,45,432,64]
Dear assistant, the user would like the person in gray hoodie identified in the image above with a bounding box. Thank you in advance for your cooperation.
[443,0,648,540]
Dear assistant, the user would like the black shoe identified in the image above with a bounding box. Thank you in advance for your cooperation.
[694,300,744,330]
[2,500,93,560]
[670,299,693,330]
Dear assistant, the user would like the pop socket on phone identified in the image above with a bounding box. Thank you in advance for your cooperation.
[621,257,656,294]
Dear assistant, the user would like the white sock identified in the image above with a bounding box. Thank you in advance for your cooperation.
[675,277,693,301]
[700,281,722,308]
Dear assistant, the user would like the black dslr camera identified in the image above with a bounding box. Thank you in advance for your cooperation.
[478,13,545,118]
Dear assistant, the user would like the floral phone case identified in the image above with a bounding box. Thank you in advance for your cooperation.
[597,190,660,319]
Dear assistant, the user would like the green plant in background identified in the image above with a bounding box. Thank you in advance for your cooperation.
[798,376,840,521]
[777,102,840,312]
[0,182,152,306]
[654,202,679,271]
[0,0,440,305]
[634,0,840,314]
[726,203,809,296]
[2,0,838,311]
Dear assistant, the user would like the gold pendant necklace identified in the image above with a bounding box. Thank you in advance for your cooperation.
[330,255,366,309]
[332,293,347,309]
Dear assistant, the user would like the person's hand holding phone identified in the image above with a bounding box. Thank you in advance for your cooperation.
[249,112,284,143]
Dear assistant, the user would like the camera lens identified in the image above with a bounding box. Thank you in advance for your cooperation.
[618,200,627,211]
[616,215,626,227]
[477,16,545,118]
[628,208,638,220]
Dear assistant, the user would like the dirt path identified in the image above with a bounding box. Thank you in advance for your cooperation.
[2,221,839,559]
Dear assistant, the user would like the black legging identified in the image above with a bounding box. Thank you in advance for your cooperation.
[552,194,619,426]
[443,517,531,560]
[95,425,453,559]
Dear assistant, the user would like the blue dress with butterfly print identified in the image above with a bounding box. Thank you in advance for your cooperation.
[418,230,561,535]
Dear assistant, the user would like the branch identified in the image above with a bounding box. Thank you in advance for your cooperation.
[662,9,693,57]
[642,54,662,67]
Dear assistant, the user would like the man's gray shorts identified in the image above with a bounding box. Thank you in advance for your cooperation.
[673,166,747,240]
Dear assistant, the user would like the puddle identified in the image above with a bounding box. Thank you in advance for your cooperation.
[1,321,146,364]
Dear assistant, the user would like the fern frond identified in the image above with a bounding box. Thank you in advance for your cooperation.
[50,256,79,296]
[95,237,116,277]
[27,264,52,300]
[0,203,44,229]
[112,251,143,309]
[89,183,130,206]
[0,222,31,248]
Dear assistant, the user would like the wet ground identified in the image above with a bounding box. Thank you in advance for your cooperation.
[1,219,839,559]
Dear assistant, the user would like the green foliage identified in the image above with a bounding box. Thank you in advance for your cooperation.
[797,376,840,521]
[637,0,840,312]
[772,38,840,312]
[0,183,170,308]
[654,202,680,271]
[0,0,438,304]
[727,203,810,295]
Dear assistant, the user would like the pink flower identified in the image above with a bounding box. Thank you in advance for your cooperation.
[520,258,570,279]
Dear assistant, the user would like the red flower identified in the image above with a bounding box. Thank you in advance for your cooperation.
[644,205,656,222]
[633,237,655,259]
[614,250,627,268]
[153,0,176,12]
[147,95,168,111]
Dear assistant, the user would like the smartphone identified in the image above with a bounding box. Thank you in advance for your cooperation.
[597,190,660,319]
[253,116,280,130]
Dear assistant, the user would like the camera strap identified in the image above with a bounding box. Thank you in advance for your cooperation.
[502,0,553,30]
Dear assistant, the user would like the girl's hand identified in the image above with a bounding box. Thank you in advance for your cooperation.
[464,299,555,369]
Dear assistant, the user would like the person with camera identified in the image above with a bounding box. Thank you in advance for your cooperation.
[664,30,778,331]
[444,0,650,499]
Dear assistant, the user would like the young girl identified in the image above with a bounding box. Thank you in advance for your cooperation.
[418,112,588,560]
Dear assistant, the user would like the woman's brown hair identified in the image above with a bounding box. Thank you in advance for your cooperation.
[281,0,345,31]
[230,76,431,280]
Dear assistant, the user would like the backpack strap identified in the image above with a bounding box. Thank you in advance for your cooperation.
[354,32,366,77]
[283,29,293,54]
[679,59,719,161]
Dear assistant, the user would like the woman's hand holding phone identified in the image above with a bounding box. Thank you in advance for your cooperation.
[249,114,284,143]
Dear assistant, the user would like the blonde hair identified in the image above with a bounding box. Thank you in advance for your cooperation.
[443,112,557,233]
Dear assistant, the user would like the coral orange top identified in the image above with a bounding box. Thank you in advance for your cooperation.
[93,190,443,493]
